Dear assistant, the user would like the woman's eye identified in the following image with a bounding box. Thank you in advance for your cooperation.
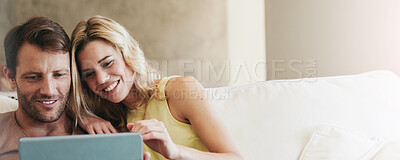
[103,60,114,68]
[54,73,67,78]
[83,72,94,79]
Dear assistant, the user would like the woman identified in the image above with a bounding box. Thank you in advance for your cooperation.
[70,15,242,160]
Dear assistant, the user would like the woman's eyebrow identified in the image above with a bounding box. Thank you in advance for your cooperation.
[81,68,91,73]
[81,55,113,73]
[54,69,70,73]
[98,55,112,63]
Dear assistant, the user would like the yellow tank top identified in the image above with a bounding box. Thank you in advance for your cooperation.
[126,76,208,159]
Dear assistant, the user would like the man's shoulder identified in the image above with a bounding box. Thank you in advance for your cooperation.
[0,111,24,136]
[0,111,15,122]
[0,111,21,159]
[0,111,22,160]
[0,111,18,135]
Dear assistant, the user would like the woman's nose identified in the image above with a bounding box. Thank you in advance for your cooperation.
[96,70,110,84]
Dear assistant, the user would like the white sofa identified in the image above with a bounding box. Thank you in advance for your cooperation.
[206,70,400,159]
[2,70,400,159]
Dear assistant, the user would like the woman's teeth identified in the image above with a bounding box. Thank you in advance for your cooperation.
[104,81,118,92]
[40,100,56,104]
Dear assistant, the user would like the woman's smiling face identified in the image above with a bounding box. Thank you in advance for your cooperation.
[78,39,134,103]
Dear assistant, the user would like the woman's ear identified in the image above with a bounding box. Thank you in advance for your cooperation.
[3,67,16,88]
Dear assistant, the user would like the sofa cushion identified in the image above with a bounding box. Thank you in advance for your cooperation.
[299,125,385,160]
[372,140,400,159]
[299,125,400,160]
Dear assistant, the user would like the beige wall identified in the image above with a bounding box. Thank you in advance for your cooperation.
[266,0,400,80]
[227,0,266,86]
[0,0,267,88]
[3,0,398,86]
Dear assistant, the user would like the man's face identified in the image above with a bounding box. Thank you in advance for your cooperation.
[13,43,71,123]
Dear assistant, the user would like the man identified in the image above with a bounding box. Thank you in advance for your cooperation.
[0,16,83,159]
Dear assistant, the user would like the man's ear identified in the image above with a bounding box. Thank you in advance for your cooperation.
[3,67,16,88]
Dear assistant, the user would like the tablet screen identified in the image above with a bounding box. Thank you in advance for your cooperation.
[19,132,142,160]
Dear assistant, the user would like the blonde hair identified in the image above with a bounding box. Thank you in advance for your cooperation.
[69,15,159,131]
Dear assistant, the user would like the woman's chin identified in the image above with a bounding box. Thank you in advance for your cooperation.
[97,94,123,104]
[105,97,123,104]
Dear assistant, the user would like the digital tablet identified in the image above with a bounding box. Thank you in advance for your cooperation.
[19,132,142,160]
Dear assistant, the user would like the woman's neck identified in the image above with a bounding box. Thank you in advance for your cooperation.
[121,88,142,110]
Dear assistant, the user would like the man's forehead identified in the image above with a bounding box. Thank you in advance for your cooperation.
[15,43,70,74]
[18,42,68,55]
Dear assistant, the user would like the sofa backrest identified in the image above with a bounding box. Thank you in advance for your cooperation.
[1,70,399,159]
[206,70,400,160]
[0,94,17,113]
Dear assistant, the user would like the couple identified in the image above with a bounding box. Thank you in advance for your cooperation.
[0,16,243,160]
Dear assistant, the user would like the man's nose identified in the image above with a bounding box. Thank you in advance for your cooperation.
[96,70,110,85]
[40,76,56,97]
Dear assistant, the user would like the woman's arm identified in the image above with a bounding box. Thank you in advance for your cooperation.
[129,76,242,160]
[166,76,242,160]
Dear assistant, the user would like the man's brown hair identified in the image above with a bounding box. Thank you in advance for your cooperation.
[4,16,70,75]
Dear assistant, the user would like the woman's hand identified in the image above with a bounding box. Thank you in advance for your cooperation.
[78,114,118,134]
[127,119,180,159]
[143,152,151,160]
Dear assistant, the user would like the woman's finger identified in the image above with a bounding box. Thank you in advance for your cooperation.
[86,126,95,134]
[134,119,160,127]
[136,124,164,135]
[93,125,104,134]
[130,120,165,135]
[142,131,168,142]
[106,122,118,133]
[102,125,111,134]
[143,152,151,160]
[127,123,135,131]
[131,119,161,130]
[130,121,149,133]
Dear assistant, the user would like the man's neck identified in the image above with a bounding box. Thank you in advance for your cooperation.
[15,108,73,137]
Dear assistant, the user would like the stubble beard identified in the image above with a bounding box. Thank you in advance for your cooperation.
[16,87,69,123]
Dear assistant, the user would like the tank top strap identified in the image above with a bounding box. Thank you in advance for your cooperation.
[157,76,180,99]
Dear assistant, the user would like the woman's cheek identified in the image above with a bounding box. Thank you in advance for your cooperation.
[87,80,97,93]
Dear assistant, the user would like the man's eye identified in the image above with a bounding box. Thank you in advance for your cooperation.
[103,60,114,68]
[25,76,40,80]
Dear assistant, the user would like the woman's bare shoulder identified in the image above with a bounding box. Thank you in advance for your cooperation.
[165,76,201,89]
[163,76,204,122]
